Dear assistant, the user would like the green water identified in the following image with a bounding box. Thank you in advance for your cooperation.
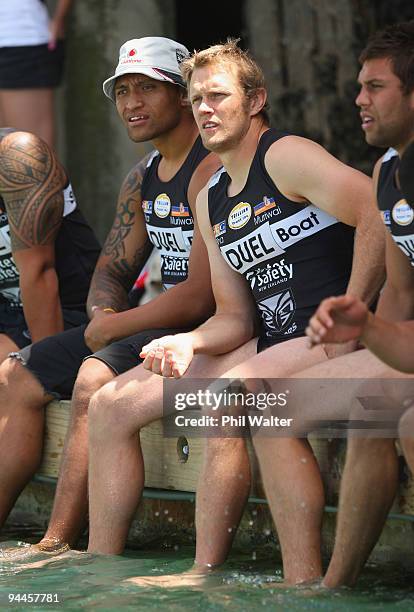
[1,527,413,611]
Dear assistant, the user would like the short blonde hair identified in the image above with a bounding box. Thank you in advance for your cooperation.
[182,39,269,123]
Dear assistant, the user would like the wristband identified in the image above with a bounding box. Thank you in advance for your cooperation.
[91,305,117,314]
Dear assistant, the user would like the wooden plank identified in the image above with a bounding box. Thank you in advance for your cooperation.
[38,401,414,517]
[38,401,264,495]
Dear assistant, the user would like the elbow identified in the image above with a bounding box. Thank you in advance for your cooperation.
[21,264,59,297]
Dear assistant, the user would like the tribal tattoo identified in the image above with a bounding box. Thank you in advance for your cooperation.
[0,131,65,251]
[88,157,153,311]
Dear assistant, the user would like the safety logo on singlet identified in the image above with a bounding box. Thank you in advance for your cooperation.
[154,193,171,218]
[228,202,252,230]
[142,200,153,214]
[257,288,296,334]
[392,199,414,226]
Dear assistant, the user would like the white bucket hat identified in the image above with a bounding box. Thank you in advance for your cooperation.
[103,36,190,102]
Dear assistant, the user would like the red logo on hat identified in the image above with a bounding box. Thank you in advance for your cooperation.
[128,49,137,57]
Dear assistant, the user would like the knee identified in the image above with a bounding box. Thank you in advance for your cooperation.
[88,383,119,439]
[399,406,414,439]
[0,356,39,411]
[73,359,115,408]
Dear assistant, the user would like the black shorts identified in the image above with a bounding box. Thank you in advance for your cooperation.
[0,302,88,349]
[0,41,65,89]
[15,325,191,400]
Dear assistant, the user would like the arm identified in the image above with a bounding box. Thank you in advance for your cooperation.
[306,229,414,367]
[140,184,258,377]
[48,0,73,49]
[267,136,386,306]
[84,154,220,351]
[306,291,414,373]
[0,131,66,342]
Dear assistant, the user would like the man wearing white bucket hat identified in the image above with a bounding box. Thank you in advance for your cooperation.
[0,36,223,555]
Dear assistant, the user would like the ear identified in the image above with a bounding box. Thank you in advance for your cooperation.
[250,88,267,117]
[179,88,191,109]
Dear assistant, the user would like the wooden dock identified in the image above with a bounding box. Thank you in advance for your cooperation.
[8,400,414,567]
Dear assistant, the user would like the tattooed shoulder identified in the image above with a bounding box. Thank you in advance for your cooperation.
[102,154,152,258]
[0,132,65,250]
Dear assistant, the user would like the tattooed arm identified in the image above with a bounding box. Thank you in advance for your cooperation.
[84,159,153,351]
[0,130,66,342]
[84,152,219,352]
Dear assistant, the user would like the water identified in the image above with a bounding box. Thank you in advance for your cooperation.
[1,526,413,611]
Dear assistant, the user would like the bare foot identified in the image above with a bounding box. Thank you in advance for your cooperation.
[0,541,69,563]
[16,549,86,571]
[124,568,222,589]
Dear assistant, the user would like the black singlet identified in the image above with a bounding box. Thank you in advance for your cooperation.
[208,129,355,351]
[377,148,414,266]
[141,136,209,289]
[0,183,100,310]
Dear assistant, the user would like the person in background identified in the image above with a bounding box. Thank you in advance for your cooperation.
[0,0,73,148]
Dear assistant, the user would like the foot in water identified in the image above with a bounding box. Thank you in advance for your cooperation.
[0,539,70,562]
[16,549,87,571]
[124,564,222,589]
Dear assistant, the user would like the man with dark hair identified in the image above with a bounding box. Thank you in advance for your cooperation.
[0,128,100,356]
[0,36,222,555]
[300,20,414,587]
[85,39,384,588]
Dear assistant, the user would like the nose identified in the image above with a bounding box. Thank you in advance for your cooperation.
[355,86,368,108]
[198,99,213,114]
[126,93,144,110]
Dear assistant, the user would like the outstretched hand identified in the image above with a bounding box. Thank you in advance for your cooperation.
[306,294,368,347]
[140,334,194,378]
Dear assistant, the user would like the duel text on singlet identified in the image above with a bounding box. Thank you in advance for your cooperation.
[141,136,209,289]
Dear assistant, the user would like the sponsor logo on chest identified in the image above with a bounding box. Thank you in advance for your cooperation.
[147,225,189,256]
[220,222,284,275]
[392,199,414,226]
[228,202,252,229]
[270,205,338,247]
[246,258,293,291]
[154,193,171,218]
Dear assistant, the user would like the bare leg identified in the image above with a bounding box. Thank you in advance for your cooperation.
[323,436,398,587]
[399,406,414,477]
[286,350,410,588]
[0,357,52,529]
[87,340,258,555]
[198,337,327,585]
[0,333,19,364]
[0,89,55,147]
[38,358,116,549]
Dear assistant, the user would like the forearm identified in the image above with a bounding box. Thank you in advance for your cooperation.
[346,219,385,304]
[375,282,414,322]
[20,270,64,342]
[187,313,255,356]
[86,268,131,318]
[361,314,414,373]
[97,279,215,342]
